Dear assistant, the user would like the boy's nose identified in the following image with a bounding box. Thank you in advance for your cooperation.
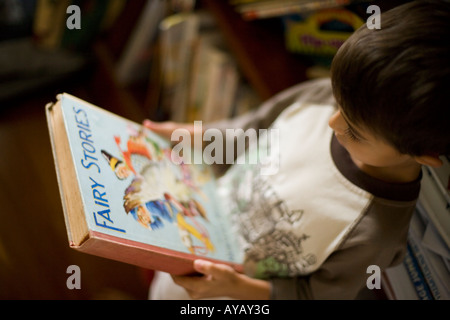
[328,110,346,134]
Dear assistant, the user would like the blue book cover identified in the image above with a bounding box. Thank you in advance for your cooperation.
[46,93,242,274]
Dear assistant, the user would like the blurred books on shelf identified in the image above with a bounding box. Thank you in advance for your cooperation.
[383,157,450,300]
[33,0,123,51]
[21,0,297,122]
[115,0,167,86]
[150,10,260,123]
[187,29,240,123]
[156,12,201,122]
[229,0,350,21]
[33,0,70,48]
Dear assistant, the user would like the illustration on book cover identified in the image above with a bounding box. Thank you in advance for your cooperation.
[100,126,214,255]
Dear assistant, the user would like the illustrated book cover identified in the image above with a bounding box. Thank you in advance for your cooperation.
[46,93,242,275]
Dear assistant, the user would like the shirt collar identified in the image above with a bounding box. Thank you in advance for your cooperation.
[330,134,421,202]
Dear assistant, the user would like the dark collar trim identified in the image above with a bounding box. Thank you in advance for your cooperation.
[330,134,421,202]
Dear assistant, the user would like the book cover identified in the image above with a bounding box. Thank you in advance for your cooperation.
[46,93,242,275]
[403,242,434,300]
[383,264,418,300]
[419,167,450,248]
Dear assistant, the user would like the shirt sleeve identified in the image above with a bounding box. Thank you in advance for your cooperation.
[270,198,415,300]
[206,78,334,133]
[270,244,389,300]
[204,78,335,171]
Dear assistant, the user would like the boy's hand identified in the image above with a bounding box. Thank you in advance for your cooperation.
[171,260,271,300]
[143,119,195,140]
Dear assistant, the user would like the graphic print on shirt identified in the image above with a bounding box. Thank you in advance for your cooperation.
[226,163,316,279]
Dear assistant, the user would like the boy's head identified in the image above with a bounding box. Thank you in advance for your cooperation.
[330,0,450,163]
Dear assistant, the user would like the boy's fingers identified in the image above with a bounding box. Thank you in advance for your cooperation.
[143,119,174,136]
[193,259,212,274]
[142,119,152,128]
[194,259,234,278]
[143,119,195,138]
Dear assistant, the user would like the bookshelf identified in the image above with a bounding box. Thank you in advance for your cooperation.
[86,0,315,122]
[201,0,311,100]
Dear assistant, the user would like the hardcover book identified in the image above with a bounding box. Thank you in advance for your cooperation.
[46,93,242,275]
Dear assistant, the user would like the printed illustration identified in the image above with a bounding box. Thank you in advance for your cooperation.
[223,157,315,279]
[101,125,215,255]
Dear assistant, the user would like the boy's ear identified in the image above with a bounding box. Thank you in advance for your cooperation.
[414,154,443,168]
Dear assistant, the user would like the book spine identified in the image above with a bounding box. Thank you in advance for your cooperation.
[383,263,419,300]
[115,0,167,85]
[426,162,450,204]
[33,0,71,48]
[159,13,200,122]
[403,242,434,300]
[408,233,443,299]
[238,0,350,20]
[419,167,450,248]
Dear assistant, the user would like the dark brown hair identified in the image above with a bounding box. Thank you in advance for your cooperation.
[331,0,450,156]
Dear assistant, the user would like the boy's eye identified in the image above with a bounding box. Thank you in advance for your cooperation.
[344,127,360,142]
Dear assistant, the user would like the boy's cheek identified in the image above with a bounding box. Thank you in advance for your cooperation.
[334,132,345,145]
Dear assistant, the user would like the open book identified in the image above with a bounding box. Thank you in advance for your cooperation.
[46,93,242,275]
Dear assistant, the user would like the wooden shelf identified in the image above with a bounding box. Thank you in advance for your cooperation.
[202,0,311,100]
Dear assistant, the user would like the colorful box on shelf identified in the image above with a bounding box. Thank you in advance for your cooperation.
[284,8,364,57]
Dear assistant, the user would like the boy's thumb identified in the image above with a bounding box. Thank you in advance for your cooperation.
[193,259,212,274]
[193,259,234,278]
[143,119,176,138]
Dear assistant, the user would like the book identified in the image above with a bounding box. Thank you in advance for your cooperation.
[408,210,450,300]
[384,238,436,300]
[115,0,167,85]
[187,30,239,123]
[33,0,71,48]
[383,264,418,300]
[419,166,450,248]
[232,0,350,21]
[157,12,200,122]
[46,93,243,275]
[427,156,450,203]
[403,242,434,300]
[382,167,450,300]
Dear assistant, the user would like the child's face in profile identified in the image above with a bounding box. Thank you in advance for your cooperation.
[328,108,416,170]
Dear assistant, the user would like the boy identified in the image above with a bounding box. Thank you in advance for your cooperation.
[144,0,450,299]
